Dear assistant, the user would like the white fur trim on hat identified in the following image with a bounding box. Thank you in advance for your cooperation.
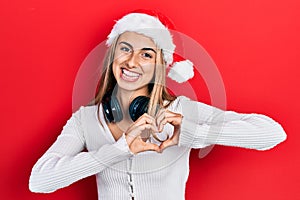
[106,13,176,65]
[167,60,194,83]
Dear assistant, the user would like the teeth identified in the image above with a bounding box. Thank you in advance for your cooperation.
[122,69,140,77]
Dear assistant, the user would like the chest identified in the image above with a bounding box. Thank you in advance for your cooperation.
[107,123,124,141]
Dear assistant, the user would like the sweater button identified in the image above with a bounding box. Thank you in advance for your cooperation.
[130,193,135,197]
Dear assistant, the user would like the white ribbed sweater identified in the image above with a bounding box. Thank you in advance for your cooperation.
[29,96,287,200]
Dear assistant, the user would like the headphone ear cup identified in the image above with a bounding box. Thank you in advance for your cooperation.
[102,92,123,123]
[129,96,150,121]
[110,95,123,122]
[102,93,114,123]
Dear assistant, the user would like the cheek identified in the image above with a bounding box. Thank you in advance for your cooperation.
[144,65,156,80]
[114,51,129,64]
[112,64,119,78]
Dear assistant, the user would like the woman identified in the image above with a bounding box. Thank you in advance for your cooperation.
[29,11,287,200]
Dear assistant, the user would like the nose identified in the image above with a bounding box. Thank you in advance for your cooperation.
[126,52,139,68]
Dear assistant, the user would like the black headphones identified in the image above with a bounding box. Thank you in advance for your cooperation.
[102,90,150,123]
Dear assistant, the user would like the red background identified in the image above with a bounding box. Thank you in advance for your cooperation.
[1,0,299,199]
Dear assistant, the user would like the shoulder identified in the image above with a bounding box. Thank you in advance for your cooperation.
[71,104,99,121]
[165,95,191,113]
[165,95,214,114]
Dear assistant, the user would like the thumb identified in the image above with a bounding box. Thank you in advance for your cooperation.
[142,142,160,153]
[158,139,176,152]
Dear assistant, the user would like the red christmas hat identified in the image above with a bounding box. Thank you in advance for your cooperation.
[106,10,194,83]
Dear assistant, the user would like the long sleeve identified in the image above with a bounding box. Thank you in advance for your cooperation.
[176,96,287,150]
[29,106,133,193]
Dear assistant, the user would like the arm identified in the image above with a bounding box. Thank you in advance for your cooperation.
[29,106,133,193]
[177,96,287,150]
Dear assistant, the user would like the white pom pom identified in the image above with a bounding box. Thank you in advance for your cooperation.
[167,60,194,83]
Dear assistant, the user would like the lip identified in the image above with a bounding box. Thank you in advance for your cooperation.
[120,67,141,82]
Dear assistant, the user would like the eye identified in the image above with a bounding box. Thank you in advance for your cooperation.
[142,52,153,59]
[120,46,131,53]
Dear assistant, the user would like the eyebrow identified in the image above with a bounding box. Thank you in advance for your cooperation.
[141,48,157,54]
[119,42,157,54]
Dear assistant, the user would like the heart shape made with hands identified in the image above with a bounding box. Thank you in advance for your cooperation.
[125,109,183,154]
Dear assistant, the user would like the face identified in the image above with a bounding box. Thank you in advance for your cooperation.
[112,31,158,95]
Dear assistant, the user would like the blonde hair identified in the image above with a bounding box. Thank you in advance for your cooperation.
[92,35,176,122]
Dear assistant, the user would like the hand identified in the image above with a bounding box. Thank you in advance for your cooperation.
[155,109,183,152]
[124,113,160,154]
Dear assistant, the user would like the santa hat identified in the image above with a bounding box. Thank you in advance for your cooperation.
[106,10,194,83]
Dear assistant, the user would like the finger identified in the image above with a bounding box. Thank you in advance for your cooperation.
[157,109,178,119]
[137,123,159,133]
[159,138,176,152]
[126,114,156,134]
[126,130,151,145]
[140,124,160,141]
[157,116,170,132]
[161,115,182,127]
[151,132,169,143]
[155,108,165,119]
[141,142,160,152]
[127,123,158,140]
[156,110,179,131]
[156,111,165,132]
[129,136,160,154]
[135,113,156,126]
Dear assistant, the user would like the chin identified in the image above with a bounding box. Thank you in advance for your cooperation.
[117,81,147,92]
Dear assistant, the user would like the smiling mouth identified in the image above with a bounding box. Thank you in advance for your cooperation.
[121,68,141,82]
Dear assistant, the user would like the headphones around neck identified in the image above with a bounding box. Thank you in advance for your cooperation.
[102,90,169,142]
[102,91,150,123]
